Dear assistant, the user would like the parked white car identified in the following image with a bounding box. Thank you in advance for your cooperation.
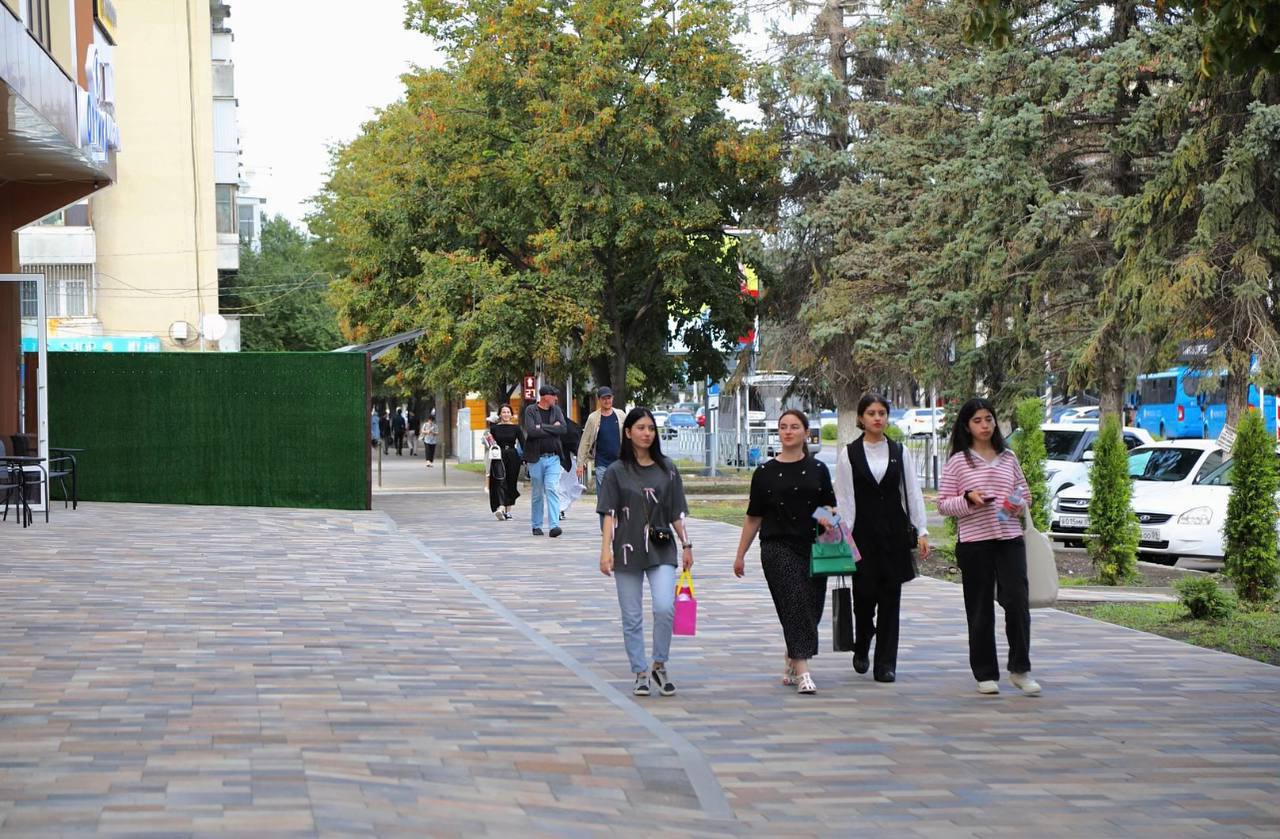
[896,407,945,437]
[1042,423,1154,498]
[652,410,669,429]
[1050,440,1227,552]
[1060,406,1100,423]
[1126,457,1280,565]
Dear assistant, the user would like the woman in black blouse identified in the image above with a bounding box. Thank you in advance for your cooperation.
[733,409,837,694]
[487,404,523,519]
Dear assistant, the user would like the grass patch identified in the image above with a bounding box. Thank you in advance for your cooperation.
[1061,601,1280,666]
[687,499,748,526]
[452,462,486,475]
[1058,575,1096,587]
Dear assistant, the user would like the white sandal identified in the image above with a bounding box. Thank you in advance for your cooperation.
[797,672,817,694]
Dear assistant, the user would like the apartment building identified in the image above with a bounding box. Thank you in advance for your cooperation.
[15,0,244,355]
[1,0,120,443]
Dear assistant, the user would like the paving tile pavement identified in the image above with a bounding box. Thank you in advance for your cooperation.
[0,492,1276,836]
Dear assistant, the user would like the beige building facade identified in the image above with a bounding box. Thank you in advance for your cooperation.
[89,0,221,350]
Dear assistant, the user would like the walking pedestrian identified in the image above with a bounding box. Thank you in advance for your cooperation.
[370,407,380,450]
[392,408,407,455]
[733,409,837,695]
[407,409,419,456]
[487,404,523,520]
[421,413,439,466]
[937,397,1040,696]
[522,385,568,536]
[577,386,622,524]
[379,410,392,454]
[833,394,929,684]
[598,407,693,697]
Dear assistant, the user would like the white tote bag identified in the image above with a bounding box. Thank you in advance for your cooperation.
[1023,506,1059,608]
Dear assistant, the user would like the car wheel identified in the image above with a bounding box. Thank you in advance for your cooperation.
[1138,552,1177,567]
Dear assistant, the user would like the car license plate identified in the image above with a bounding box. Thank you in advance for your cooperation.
[1058,515,1088,529]
[1140,527,1161,542]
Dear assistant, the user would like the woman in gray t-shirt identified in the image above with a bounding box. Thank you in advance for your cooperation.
[597,407,692,697]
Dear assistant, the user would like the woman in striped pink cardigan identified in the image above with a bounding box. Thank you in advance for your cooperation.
[937,398,1041,697]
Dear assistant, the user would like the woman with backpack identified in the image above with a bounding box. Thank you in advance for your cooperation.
[597,407,692,697]
[834,394,929,684]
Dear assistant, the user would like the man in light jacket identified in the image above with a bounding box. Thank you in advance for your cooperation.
[577,386,622,497]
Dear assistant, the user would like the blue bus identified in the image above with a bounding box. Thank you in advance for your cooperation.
[1132,367,1277,439]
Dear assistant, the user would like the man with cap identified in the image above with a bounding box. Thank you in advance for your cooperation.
[522,384,568,536]
[577,386,622,520]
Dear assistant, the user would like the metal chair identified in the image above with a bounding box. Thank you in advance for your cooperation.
[0,459,25,526]
[8,435,78,510]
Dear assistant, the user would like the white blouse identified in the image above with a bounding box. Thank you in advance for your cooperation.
[834,438,929,538]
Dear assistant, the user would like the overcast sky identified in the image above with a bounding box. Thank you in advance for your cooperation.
[233,2,794,229]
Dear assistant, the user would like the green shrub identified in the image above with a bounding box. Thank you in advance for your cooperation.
[1087,416,1140,585]
[1013,397,1050,530]
[1174,575,1235,621]
[1223,409,1280,604]
[884,423,905,443]
[821,423,838,441]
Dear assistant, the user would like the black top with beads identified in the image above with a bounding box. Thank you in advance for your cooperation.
[746,456,837,553]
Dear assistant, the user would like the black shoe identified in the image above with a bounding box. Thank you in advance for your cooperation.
[560,511,566,520]
[874,669,896,683]
[532,528,544,536]
[503,513,513,520]
[549,527,563,538]
[852,652,869,674]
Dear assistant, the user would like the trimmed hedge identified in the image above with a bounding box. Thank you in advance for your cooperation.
[48,352,368,509]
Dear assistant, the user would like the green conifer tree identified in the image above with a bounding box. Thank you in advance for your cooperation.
[1086,416,1139,585]
[1223,410,1280,604]
[1013,397,1049,530]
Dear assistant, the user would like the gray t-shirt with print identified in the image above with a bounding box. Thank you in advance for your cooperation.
[596,459,688,571]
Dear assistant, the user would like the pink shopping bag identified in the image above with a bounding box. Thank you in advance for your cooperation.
[673,570,697,636]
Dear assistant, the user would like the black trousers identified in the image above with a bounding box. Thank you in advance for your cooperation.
[852,564,902,673]
[761,541,827,660]
[956,537,1031,680]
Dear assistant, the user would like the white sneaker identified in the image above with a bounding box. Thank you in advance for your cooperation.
[1009,672,1041,696]
[976,680,1000,695]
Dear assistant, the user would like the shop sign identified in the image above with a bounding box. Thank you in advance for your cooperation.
[78,43,122,161]
[94,0,119,44]
[21,336,162,353]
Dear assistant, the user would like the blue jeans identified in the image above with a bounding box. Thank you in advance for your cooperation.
[614,564,677,674]
[529,453,562,529]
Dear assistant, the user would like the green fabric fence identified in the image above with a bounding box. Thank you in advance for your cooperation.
[47,352,369,510]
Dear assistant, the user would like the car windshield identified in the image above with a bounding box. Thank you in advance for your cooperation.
[1044,429,1085,460]
[1127,448,1203,481]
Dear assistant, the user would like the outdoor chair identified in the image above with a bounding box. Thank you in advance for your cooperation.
[8,435,79,510]
[0,459,26,526]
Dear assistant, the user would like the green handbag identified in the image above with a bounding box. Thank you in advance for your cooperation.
[810,539,857,577]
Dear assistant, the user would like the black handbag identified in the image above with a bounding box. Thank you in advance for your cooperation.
[832,580,855,651]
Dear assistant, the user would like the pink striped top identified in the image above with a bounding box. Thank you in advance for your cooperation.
[937,449,1031,543]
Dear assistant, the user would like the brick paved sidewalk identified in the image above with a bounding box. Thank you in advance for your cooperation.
[0,495,1276,836]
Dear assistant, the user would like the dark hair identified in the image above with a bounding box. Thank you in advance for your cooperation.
[619,407,668,469]
[855,393,891,430]
[778,408,809,429]
[948,398,1007,460]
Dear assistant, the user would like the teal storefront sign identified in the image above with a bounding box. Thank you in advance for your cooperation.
[21,336,162,353]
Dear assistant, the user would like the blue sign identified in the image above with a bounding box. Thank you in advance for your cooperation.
[21,336,163,353]
[708,383,720,396]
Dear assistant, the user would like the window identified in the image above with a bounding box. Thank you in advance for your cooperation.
[19,264,94,318]
[216,184,238,235]
[238,206,255,244]
[1044,430,1085,460]
[1128,447,1205,482]
[1195,451,1225,481]
[26,0,52,53]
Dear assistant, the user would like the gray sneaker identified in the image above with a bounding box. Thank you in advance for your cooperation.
[633,673,651,696]
[651,664,676,696]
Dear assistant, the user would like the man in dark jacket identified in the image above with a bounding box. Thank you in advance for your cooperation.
[379,410,392,454]
[392,409,407,455]
[522,385,567,537]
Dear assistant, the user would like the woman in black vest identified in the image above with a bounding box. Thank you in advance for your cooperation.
[834,394,929,683]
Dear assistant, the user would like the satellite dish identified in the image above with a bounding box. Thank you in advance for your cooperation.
[168,320,198,346]
[201,313,228,341]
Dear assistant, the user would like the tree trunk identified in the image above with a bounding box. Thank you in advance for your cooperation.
[832,378,865,445]
[1097,327,1128,422]
[1224,350,1252,429]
